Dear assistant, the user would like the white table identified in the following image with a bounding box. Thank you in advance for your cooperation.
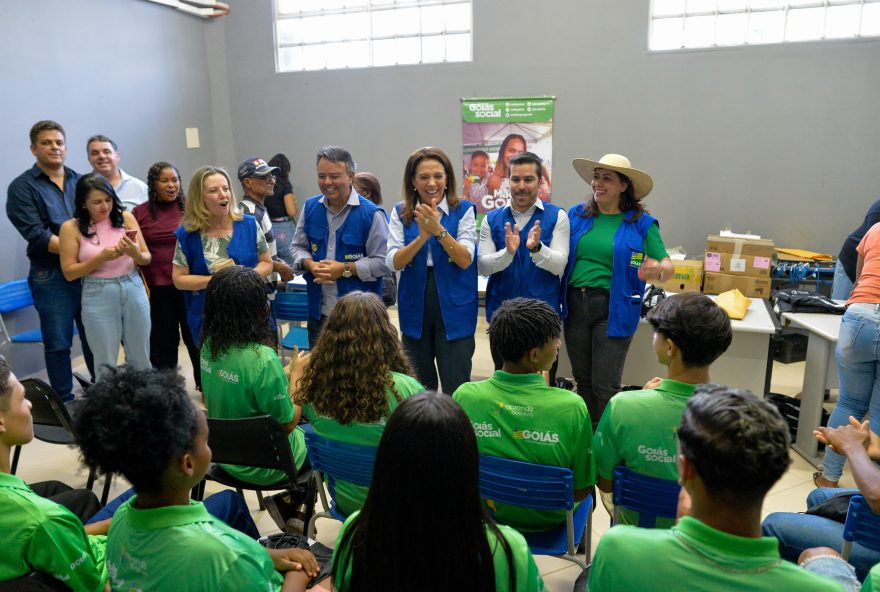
[781,311,842,469]
[556,295,778,397]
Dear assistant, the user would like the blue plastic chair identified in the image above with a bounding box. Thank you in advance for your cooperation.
[478,454,593,569]
[842,494,880,560]
[0,279,45,348]
[302,425,378,539]
[611,465,681,528]
[274,290,309,362]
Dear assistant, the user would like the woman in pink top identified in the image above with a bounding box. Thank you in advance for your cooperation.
[59,174,152,379]
[133,162,200,389]
[815,221,880,487]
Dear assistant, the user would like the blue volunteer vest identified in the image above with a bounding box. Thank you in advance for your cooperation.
[301,194,383,320]
[175,215,259,345]
[562,205,657,337]
[485,202,563,322]
[395,200,478,341]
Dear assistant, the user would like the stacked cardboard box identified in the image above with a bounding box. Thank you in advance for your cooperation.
[702,235,774,298]
[660,260,703,293]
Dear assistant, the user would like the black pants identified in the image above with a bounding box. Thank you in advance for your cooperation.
[307,315,327,350]
[30,480,101,523]
[401,269,475,395]
[149,285,201,388]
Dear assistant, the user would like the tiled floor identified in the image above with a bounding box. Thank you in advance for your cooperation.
[13,318,852,592]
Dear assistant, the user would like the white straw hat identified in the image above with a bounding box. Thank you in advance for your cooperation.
[572,154,654,199]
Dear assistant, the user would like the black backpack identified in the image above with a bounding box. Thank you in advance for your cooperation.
[775,289,845,314]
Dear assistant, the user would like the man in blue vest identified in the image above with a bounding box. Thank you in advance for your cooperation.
[478,151,570,370]
[290,146,389,347]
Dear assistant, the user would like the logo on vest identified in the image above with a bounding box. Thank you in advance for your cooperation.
[629,251,644,268]
[638,445,676,463]
[311,243,318,252]
[343,252,364,261]
[513,428,560,444]
[497,400,534,417]
[472,421,501,438]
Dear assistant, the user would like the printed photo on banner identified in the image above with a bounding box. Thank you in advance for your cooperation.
[461,96,555,217]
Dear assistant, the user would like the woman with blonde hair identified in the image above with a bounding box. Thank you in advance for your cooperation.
[386,147,477,394]
[172,165,272,344]
[293,290,423,516]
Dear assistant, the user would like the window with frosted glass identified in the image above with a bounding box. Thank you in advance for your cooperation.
[276,0,472,72]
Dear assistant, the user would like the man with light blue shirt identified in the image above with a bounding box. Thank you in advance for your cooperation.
[290,146,390,347]
[478,151,570,370]
[87,134,147,211]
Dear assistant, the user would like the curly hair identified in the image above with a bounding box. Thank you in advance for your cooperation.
[0,357,11,410]
[201,266,276,359]
[73,366,199,495]
[399,147,459,225]
[268,153,291,183]
[294,291,414,424]
[145,161,185,221]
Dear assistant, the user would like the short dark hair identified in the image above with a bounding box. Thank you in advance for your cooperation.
[29,120,65,145]
[488,298,561,363]
[469,150,489,163]
[269,153,291,181]
[86,134,118,152]
[509,151,543,181]
[73,366,200,495]
[648,293,732,367]
[316,146,356,175]
[678,385,791,505]
[0,357,12,412]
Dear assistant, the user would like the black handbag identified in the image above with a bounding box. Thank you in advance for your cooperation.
[804,492,856,524]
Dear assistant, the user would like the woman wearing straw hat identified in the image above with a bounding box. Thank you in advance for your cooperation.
[562,154,672,426]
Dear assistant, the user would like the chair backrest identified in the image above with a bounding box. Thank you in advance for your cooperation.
[612,465,681,528]
[303,428,377,487]
[842,494,880,559]
[0,572,73,591]
[21,378,75,433]
[206,415,300,488]
[274,291,309,323]
[478,454,574,511]
[0,279,36,345]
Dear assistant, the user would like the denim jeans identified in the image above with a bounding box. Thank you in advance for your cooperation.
[81,271,151,379]
[822,303,880,481]
[563,286,633,426]
[832,261,855,301]
[272,219,296,267]
[87,488,260,539]
[28,264,94,401]
[762,487,879,581]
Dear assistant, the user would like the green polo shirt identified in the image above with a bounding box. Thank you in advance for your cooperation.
[332,511,545,592]
[569,213,668,290]
[301,371,424,516]
[105,496,283,591]
[863,564,880,592]
[0,473,107,592]
[589,516,842,591]
[593,379,696,527]
[201,342,307,485]
[453,371,594,532]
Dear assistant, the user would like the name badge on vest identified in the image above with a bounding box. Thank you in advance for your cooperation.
[629,252,644,268]
[344,253,364,261]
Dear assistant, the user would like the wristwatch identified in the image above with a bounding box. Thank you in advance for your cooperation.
[343,262,353,278]
[435,230,448,241]
[530,242,543,254]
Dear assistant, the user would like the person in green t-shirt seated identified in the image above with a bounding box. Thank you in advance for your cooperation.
[593,292,732,526]
[453,297,594,533]
[589,385,845,592]
[0,356,109,591]
[73,366,318,592]
[199,265,310,532]
[292,290,424,517]
[326,391,544,592]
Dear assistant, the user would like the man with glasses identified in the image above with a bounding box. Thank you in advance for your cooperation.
[237,157,294,292]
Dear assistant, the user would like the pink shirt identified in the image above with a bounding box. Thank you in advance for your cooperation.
[848,222,880,305]
[77,218,136,278]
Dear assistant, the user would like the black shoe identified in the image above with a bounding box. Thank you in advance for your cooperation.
[264,492,307,534]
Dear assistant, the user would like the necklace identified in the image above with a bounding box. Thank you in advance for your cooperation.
[87,223,100,245]
[671,529,782,575]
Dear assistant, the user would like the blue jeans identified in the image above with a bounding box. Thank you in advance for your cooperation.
[832,261,854,301]
[28,264,94,401]
[762,488,879,581]
[81,271,151,379]
[823,303,880,481]
[87,488,260,539]
[272,219,296,268]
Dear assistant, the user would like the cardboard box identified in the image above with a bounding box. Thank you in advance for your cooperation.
[702,272,772,299]
[660,260,703,293]
[705,235,775,278]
